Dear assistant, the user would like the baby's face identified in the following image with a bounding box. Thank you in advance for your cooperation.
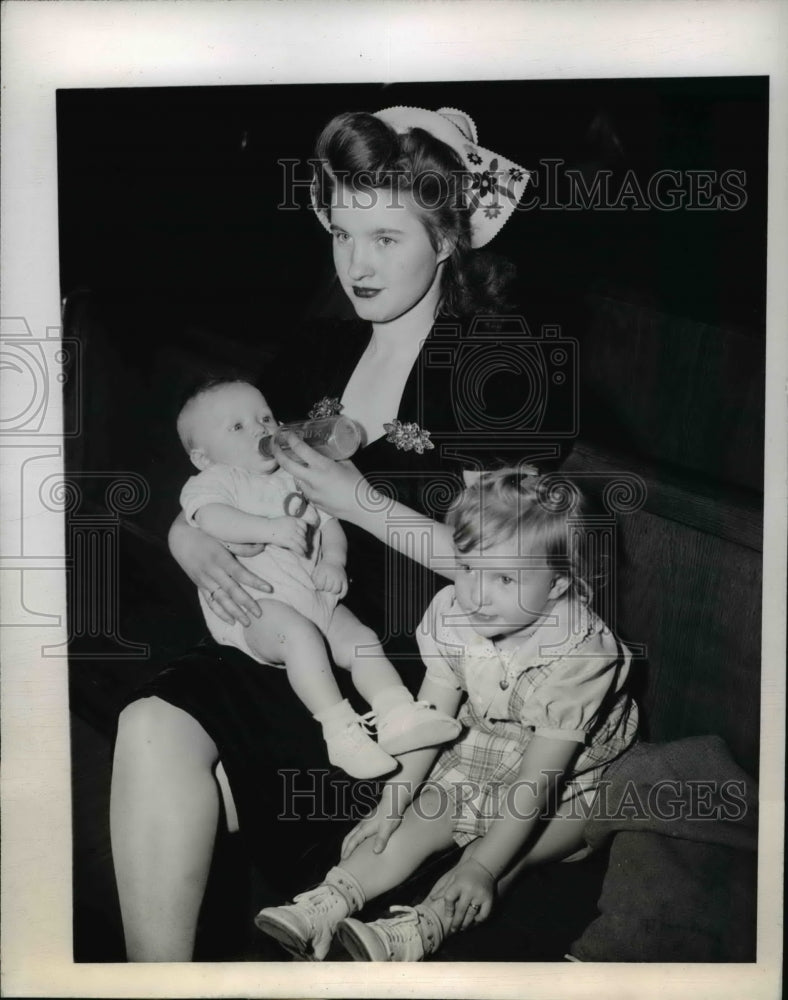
[189,383,279,474]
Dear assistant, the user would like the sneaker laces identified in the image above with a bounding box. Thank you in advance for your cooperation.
[291,883,344,917]
[380,905,421,941]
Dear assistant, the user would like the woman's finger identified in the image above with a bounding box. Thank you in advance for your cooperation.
[280,432,332,468]
[215,574,266,619]
[200,589,235,626]
[210,588,251,627]
[232,565,273,595]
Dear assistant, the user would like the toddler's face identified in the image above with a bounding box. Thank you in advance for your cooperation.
[453,535,568,644]
[189,383,279,474]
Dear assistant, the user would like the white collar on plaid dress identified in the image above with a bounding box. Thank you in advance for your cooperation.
[458,597,599,675]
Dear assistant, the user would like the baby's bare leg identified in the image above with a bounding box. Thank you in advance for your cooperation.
[247,600,342,715]
[326,605,462,756]
[250,603,398,779]
[325,604,404,704]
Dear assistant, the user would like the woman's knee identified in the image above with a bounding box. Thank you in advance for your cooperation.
[115,696,218,766]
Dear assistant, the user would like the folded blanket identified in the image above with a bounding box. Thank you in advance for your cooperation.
[570,735,757,962]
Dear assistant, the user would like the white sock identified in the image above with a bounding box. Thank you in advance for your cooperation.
[313,699,357,736]
[371,685,414,716]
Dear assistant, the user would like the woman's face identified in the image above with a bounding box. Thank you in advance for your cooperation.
[330,186,449,324]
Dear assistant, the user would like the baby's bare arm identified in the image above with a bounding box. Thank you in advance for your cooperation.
[318,517,347,567]
[195,503,307,553]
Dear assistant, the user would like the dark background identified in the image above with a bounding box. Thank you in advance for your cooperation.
[58,77,768,337]
[57,78,767,963]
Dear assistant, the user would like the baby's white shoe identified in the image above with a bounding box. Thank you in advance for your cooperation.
[375,701,461,756]
[325,716,397,779]
[315,700,397,779]
[337,903,445,962]
[255,866,365,961]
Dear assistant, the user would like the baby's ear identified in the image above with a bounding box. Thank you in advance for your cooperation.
[190,448,210,472]
[549,575,570,601]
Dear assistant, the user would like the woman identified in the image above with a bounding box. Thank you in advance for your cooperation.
[110,106,536,961]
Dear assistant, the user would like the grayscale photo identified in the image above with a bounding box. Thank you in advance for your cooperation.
[55,76,766,966]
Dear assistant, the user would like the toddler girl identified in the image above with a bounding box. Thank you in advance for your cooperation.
[255,468,638,960]
[176,377,460,779]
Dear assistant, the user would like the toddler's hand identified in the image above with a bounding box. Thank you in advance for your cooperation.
[340,807,402,859]
[312,560,348,597]
[429,857,495,932]
[266,516,309,556]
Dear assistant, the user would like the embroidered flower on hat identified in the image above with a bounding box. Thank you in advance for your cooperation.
[308,397,344,420]
[483,204,502,219]
[466,148,483,166]
[472,170,498,199]
[508,167,524,182]
[383,419,435,454]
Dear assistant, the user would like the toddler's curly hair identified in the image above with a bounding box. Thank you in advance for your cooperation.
[447,467,599,604]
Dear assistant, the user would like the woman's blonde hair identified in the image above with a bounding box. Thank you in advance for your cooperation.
[447,468,598,603]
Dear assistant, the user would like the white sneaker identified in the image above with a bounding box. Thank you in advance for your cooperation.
[324,712,397,779]
[255,867,365,961]
[337,904,445,962]
[375,701,462,756]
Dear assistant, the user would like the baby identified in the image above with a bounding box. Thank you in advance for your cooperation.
[176,377,460,779]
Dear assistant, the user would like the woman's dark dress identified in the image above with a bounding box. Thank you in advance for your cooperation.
[134,315,563,880]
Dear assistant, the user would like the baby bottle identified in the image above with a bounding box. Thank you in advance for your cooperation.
[258,415,362,461]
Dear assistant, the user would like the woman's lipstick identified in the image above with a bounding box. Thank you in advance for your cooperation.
[352,286,381,298]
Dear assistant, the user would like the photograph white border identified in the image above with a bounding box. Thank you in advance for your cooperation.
[2,1,785,997]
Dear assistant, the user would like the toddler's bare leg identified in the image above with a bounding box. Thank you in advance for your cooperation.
[340,788,456,900]
[246,600,343,715]
[110,697,220,961]
[461,792,590,897]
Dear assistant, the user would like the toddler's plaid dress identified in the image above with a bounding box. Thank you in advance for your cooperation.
[416,588,639,845]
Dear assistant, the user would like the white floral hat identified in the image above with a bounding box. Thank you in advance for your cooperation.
[311,105,531,248]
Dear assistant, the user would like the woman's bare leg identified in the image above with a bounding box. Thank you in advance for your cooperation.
[110,696,220,961]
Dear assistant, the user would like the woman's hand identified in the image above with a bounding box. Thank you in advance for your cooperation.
[168,513,272,626]
[340,805,403,860]
[428,857,495,932]
[272,434,367,522]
